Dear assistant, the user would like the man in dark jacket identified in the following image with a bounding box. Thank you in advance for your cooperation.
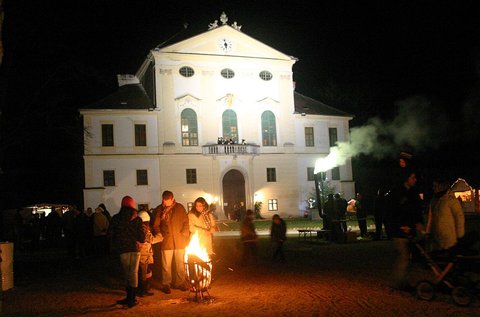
[151,191,189,294]
[389,170,424,290]
[109,196,146,308]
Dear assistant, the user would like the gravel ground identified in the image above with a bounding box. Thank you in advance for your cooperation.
[2,235,479,317]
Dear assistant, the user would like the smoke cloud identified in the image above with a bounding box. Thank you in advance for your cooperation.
[315,95,450,172]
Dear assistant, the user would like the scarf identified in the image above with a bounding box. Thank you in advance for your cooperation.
[161,201,176,222]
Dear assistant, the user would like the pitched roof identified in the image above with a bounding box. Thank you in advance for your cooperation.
[86,84,153,109]
[294,92,353,118]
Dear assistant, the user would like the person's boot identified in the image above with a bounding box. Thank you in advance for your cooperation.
[137,280,145,297]
[127,287,138,308]
[143,279,154,296]
[116,287,129,305]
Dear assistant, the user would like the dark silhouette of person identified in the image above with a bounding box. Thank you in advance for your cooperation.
[374,188,392,240]
[240,209,258,266]
[333,193,348,242]
[270,214,287,262]
[355,193,368,238]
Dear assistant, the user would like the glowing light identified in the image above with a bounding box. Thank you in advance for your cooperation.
[254,192,263,201]
[185,231,209,263]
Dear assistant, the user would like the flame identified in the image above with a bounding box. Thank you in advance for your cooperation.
[185,231,209,263]
[184,231,212,294]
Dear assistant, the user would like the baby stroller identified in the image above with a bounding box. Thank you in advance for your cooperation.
[414,231,480,306]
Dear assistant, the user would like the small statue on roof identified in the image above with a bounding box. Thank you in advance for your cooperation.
[231,21,242,31]
[208,20,218,30]
[220,12,228,25]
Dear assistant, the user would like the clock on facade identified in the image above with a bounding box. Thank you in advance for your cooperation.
[219,38,232,53]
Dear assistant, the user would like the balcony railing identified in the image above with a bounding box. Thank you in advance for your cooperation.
[202,144,260,156]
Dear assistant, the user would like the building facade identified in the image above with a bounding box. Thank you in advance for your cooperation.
[80,13,355,218]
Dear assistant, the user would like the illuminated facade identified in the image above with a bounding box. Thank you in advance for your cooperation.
[80,13,355,217]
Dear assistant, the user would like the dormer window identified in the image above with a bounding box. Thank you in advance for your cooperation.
[179,66,195,77]
[259,70,273,81]
[221,68,235,79]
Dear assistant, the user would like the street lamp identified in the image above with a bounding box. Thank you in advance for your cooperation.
[314,157,331,225]
[314,171,327,220]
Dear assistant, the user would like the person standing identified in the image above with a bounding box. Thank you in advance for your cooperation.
[270,214,287,262]
[389,169,424,291]
[355,193,368,238]
[374,188,391,240]
[151,190,190,294]
[188,197,218,258]
[137,210,162,297]
[109,196,145,308]
[426,178,464,251]
[93,205,109,256]
[333,193,348,242]
[240,209,258,266]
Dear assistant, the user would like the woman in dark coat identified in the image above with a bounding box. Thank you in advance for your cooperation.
[109,196,145,308]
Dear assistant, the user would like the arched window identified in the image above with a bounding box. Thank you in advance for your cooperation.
[222,110,238,143]
[261,111,277,146]
[181,108,198,146]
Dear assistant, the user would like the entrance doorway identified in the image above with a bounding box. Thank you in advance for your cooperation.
[222,169,246,221]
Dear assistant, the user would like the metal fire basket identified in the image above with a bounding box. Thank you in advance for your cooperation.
[185,254,212,301]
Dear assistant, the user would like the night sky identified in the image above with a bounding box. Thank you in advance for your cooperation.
[1,0,480,208]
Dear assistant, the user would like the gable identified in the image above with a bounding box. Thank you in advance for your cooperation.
[157,24,296,62]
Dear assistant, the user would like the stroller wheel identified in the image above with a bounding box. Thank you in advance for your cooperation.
[416,281,435,301]
[451,286,473,307]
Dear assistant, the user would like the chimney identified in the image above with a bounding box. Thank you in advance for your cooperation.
[117,74,140,87]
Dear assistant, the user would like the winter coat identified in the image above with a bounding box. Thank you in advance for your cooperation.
[139,222,163,264]
[188,210,217,255]
[429,190,465,250]
[93,211,109,237]
[109,207,146,254]
[151,202,190,250]
[389,184,424,238]
[241,217,257,242]
[270,219,287,243]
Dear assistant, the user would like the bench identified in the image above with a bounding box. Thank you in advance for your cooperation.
[298,229,332,240]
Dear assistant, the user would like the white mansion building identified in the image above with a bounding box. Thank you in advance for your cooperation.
[80,13,355,218]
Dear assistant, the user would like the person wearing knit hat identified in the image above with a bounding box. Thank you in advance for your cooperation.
[109,196,145,308]
[121,196,136,209]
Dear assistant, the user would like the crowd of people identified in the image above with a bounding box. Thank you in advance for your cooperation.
[11,151,472,305]
[13,203,113,256]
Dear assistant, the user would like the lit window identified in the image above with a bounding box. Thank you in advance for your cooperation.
[135,124,146,146]
[179,66,194,77]
[136,170,148,185]
[261,111,277,146]
[221,68,235,79]
[222,110,238,143]
[101,124,114,146]
[307,167,315,181]
[181,109,198,146]
[267,168,276,182]
[186,169,197,184]
[103,170,115,186]
[259,70,273,81]
[268,199,278,211]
